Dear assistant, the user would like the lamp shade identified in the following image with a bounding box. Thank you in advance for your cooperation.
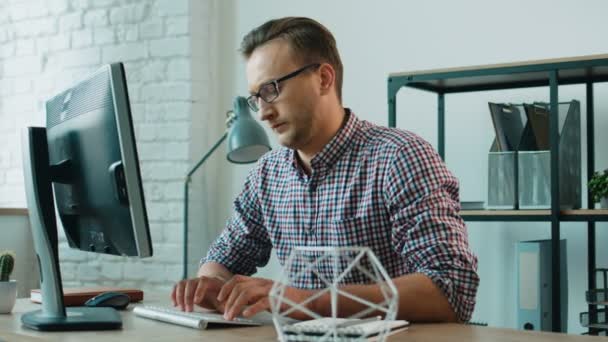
[227,96,271,163]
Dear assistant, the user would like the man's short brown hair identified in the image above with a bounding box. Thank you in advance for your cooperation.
[240,17,343,102]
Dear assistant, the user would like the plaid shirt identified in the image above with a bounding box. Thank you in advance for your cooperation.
[203,110,479,321]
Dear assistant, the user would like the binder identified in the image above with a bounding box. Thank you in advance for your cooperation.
[488,103,525,152]
[517,239,568,332]
[523,103,550,150]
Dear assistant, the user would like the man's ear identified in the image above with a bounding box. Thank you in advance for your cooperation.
[318,63,335,96]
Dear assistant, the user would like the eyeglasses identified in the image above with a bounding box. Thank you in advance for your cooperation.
[246,63,321,112]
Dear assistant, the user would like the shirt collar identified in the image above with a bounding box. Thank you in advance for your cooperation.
[284,108,359,173]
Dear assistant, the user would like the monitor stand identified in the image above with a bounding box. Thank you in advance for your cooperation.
[20,127,122,331]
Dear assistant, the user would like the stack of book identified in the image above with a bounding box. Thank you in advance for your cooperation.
[30,286,143,306]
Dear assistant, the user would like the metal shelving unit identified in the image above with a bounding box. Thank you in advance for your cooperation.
[582,269,608,331]
[387,54,608,334]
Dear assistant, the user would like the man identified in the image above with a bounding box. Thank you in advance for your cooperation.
[172,16,479,323]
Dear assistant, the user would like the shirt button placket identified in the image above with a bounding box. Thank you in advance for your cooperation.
[307,181,316,237]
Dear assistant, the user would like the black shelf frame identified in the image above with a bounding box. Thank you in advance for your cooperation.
[460,210,608,222]
[387,54,608,334]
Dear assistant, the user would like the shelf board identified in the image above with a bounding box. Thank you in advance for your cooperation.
[0,208,28,216]
[460,209,608,222]
[561,209,608,221]
[389,53,608,93]
[460,210,550,221]
[584,323,608,330]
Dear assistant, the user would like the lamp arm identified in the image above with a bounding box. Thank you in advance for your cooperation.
[183,132,228,280]
[186,132,228,179]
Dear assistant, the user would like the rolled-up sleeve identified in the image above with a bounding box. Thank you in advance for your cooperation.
[383,138,479,322]
[201,167,272,276]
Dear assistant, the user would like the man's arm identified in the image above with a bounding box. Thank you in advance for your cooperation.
[310,273,457,322]
[218,273,457,322]
[200,165,272,277]
[380,138,479,322]
[172,165,272,312]
[197,262,233,281]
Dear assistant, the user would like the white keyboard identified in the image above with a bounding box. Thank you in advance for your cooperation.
[133,305,262,329]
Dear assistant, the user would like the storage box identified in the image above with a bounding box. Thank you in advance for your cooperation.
[518,151,551,209]
[518,101,581,209]
[487,100,581,210]
[488,151,517,209]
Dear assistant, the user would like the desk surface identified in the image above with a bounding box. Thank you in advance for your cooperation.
[0,296,604,342]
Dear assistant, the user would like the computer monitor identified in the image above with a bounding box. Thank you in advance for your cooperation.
[21,62,152,331]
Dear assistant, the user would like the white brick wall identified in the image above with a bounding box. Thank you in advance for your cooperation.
[0,0,226,293]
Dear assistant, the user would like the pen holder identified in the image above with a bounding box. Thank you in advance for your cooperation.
[269,246,399,342]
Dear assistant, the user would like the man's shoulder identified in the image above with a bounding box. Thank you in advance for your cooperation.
[357,119,432,155]
[250,147,291,174]
[256,146,288,164]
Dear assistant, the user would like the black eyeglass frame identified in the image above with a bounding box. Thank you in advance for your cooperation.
[246,63,321,112]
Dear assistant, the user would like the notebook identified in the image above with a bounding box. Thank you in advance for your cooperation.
[30,287,143,306]
[282,317,409,341]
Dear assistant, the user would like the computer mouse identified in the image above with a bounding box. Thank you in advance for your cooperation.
[84,292,130,310]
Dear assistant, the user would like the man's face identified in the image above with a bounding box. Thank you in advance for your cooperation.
[246,40,320,150]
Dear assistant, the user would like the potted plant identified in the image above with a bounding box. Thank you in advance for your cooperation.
[589,169,608,209]
[0,251,17,314]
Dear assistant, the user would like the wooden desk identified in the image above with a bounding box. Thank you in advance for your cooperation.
[0,297,604,341]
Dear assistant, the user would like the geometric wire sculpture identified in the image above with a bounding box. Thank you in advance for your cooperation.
[269,246,399,341]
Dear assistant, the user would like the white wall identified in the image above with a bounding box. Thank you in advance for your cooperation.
[222,0,608,333]
[0,0,225,293]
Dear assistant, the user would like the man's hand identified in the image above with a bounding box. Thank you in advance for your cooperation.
[171,276,226,312]
[217,275,274,320]
[218,275,317,321]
